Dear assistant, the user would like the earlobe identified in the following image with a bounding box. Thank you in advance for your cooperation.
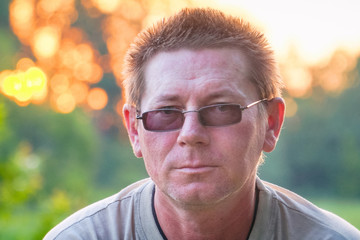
[123,104,143,158]
[263,97,285,152]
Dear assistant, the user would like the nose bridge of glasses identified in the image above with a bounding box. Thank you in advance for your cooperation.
[180,109,206,127]
[182,109,200,115]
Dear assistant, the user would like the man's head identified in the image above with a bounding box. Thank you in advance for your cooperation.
[122,8,285,207]
[122,8,284,108]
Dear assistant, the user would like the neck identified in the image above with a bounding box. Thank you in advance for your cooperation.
[154,178,258,240]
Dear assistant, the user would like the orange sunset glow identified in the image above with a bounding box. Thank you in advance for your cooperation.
[1,65,47,104]
[1,0,360,117]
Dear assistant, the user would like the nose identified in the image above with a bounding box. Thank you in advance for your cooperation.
[177,112,210,146]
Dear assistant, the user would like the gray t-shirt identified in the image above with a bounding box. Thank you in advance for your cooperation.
[44,178,360,239]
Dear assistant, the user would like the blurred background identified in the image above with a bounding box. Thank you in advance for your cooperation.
[0,0,359,238]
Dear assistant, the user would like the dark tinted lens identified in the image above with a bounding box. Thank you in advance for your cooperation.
[199,104,242,126]
[142,109,184,131]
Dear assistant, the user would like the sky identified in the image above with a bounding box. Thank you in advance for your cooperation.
[202,0,360,65]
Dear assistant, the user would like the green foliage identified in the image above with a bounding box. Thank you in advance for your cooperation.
[0,0,19,70]
[260,64,360,199]
[288,85,360,198]
[2,97,98,193]
[0,95,148,238]
[0,96,94,237]
[312,198,360,229]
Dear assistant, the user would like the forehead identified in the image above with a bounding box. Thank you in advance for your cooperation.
[141,48,257,107]
[147,48,248,77]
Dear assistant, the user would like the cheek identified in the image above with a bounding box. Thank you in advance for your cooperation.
[139,132,178,173]
[140,131,177,154]
[218,122,263,163]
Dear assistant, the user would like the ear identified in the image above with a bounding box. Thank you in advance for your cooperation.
[123,104,143,158]
[262,97,285,152]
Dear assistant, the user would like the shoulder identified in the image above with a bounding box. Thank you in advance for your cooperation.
[255,178,360,240]
[44,178,154,240]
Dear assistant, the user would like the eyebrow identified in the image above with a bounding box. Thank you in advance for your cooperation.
[202,89,247,102]
[152,94,181,103]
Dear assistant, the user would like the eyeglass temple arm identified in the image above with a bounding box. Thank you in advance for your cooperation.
[244,98,268,109]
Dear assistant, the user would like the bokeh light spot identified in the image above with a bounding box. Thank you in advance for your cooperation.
[32,26,60,59]
[284,67,313,98]
[56,93,76,113]
[50,74,70,94]
[37,0,63,14]
[1,67,47,104]
[90,0,121,13]
[9,0,35,43]
[87,88,108,110]
[17,58,35,71]
[70,82,89,104]
[11,0,34,23]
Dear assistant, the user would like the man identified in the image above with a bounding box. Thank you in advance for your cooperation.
[45,8,360,239]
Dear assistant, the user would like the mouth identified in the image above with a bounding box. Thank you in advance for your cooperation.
[176,165,217,174]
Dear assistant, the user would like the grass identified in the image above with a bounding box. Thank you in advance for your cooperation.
[311,198,360,230]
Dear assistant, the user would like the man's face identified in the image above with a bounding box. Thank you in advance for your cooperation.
[128,48,271,206]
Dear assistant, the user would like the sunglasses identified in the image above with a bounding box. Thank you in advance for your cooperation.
[136,99,267,132]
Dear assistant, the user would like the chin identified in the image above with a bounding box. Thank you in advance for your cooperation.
[164,181,237,207]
